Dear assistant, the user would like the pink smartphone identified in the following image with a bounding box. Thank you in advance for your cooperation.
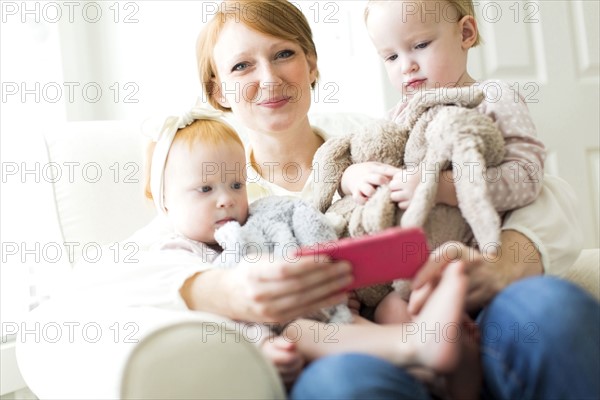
[299,227,430,290]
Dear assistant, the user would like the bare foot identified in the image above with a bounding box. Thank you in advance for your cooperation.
[375,291,412,324]
[446,316,482,400]
[352,314,377,325]
[261,336,305,389]
[401,261,468,373]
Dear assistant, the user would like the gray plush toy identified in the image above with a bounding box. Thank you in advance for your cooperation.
[214,195,353,323]
[312,87,505,307]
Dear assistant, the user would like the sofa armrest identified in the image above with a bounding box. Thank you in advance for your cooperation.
[562,249,600,301]
[17,302,285,399]
[121,322,285,399]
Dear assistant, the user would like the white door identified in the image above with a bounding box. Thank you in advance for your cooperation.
[379,0,600,248]
[473,0,600,248]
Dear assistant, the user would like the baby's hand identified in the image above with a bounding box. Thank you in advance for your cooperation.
[340,162,400,205]
[389,165,422,209]
[261,336,305,389]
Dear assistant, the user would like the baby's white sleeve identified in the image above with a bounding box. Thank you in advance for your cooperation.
[66,249,215,310]
[501,174,584,275]
[62,217,215,310]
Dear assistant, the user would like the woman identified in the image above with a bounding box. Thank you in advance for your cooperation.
[188,1,599,398]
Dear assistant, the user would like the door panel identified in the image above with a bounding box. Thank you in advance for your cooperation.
[468,1,599,247]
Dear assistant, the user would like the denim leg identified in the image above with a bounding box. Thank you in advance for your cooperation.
[479,276,600,400]
[290,353,432,400]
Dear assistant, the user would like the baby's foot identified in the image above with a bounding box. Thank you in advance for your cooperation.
[261,336,305,389]
[402,262,468,373]
[375,291,412,324]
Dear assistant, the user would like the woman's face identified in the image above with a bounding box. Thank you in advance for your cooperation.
[212,21,318,135]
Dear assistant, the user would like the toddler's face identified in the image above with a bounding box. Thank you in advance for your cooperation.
[366,0,475,98]
[163,140,248,246]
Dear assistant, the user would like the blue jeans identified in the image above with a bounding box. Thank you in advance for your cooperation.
[291,277,600,400]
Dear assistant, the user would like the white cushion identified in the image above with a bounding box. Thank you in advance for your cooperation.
[44,120,156,257]
[563,248,600,300]
[44,114,377,256]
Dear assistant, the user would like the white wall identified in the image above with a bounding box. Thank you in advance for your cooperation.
[34,1,385,122]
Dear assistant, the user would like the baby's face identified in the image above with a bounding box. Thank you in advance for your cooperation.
[163,140,248,245]
[366,0,474,98]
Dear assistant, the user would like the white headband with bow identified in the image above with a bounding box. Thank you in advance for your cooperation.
[145,106,229,216]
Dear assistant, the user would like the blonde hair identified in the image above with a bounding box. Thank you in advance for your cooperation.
[196,0,319,111]
[144,119,244,200]
[365,0,482,47]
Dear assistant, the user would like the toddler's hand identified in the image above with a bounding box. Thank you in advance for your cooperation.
[389,165,422,209]
[261,337,305,389]
[340,162,400,205]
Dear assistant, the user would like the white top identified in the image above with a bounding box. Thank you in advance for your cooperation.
[245,127,332,203]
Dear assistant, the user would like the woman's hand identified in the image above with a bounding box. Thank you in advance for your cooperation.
[182,254,353,324]
[340,162,400,205]
[409,231,543,314]
[408,244,489,315]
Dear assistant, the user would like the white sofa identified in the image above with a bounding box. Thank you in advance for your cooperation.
[15,115,600,399]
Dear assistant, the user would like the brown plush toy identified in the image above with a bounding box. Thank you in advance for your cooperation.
[312,87,505,307]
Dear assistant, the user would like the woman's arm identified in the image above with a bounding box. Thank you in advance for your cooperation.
[501,174,583,275]
[180,255,353,324]
[413,173,583,313]
[411,230,542,314]
[464,229,542,312]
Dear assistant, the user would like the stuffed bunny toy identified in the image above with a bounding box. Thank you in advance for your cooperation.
[214,195,353,323]
[312,87,505,307]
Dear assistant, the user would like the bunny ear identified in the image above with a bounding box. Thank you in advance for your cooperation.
[402,87,485,128]
[420,87,485,108]
[312,136,352,213]
[432,87,484,108]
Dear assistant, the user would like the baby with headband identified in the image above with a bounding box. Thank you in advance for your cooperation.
[144,107,311,387]
[144,107,473,391]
